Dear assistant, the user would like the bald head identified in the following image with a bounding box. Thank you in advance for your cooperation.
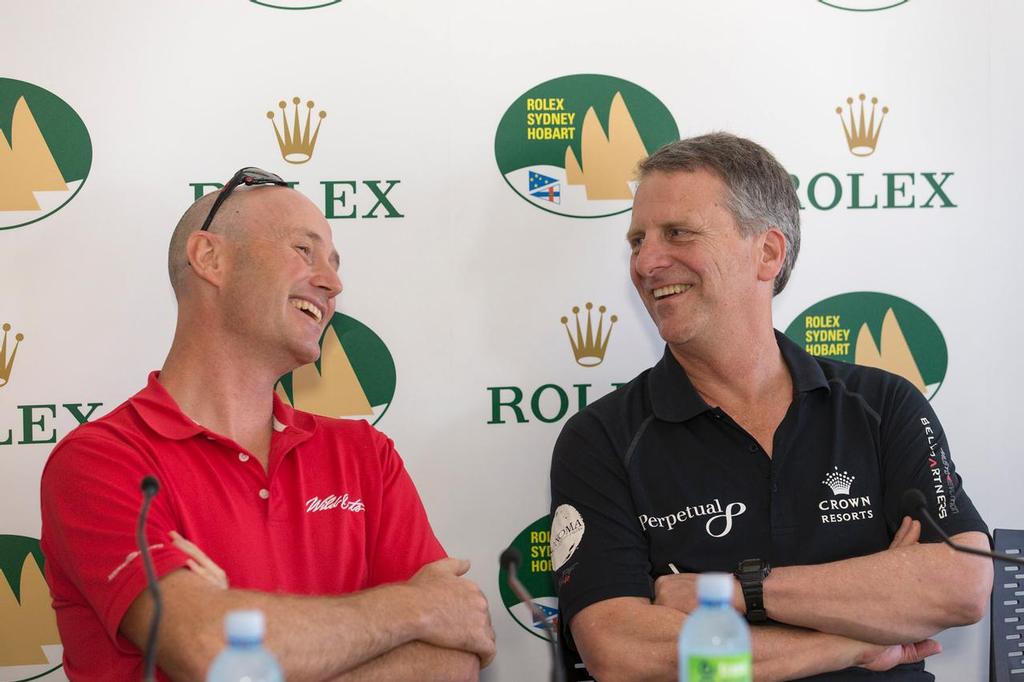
[167,185,292,298]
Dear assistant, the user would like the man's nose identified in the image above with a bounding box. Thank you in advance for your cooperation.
[633,236,672,277]
[314,262,343,298]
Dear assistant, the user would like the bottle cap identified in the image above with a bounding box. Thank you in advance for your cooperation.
[224,609,265,643]
[697,572,734,603]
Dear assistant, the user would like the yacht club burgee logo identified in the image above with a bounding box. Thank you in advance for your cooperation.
[494,75,679,218]
[499,516,560,642]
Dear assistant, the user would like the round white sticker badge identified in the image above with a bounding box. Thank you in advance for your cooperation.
[550,504,585,571]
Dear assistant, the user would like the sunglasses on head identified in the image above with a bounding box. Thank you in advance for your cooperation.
[199,167,289,232]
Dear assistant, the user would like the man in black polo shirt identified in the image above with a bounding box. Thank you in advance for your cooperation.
[549,133,992,680]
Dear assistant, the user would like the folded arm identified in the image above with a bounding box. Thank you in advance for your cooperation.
[655,519,992,644]
[121,557,493,682]
[570,596,939,682]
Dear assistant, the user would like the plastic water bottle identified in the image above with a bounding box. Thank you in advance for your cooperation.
[678,572,752,682]
[206,610,283,682]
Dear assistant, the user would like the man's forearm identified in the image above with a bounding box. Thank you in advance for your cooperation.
[127,571,427,682]
[332,642,478,682]
[764,532,991,643]
[572,598,897,682]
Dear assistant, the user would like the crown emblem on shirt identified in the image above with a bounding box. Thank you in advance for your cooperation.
[822,466,855,496]
[561,303,617,367]
[836,93,889,157]
[267,97,327,164]
[0,323,24,388]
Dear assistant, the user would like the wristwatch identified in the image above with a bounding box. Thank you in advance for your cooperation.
[735,558,771,623]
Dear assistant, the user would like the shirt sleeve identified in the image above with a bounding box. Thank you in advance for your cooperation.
[40,434,191,649]
[365,428,446,586]
[879,377,988,541]
[550,416,653,637]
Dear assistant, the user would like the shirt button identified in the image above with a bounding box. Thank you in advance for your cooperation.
[748,444,758,453]
[238,453,250,462]
[258,488,270,500]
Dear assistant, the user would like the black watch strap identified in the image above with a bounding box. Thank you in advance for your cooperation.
[735,558,771,623]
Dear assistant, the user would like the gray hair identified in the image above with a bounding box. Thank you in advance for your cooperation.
[637,132,801,295]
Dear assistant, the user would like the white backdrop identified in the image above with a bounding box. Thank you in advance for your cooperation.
[1,1,1022,680]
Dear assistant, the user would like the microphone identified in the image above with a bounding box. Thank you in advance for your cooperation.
[900,488,1024,566]
[500,547,566,682]
[137,475,163,682]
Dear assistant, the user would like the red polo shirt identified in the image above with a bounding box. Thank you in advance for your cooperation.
[40,372,445,681]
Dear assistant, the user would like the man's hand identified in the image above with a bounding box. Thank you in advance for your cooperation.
[654,572,744,615]
[406,558,496,667]
[857,638,941,672]
[889,516,921,549]
[170,531,229,589]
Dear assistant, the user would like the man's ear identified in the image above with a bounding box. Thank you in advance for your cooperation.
[756,227,786,284]
[185,231,228,288]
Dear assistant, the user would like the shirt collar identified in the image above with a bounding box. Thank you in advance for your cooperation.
[131,371,316,441]
[647,330,829,423]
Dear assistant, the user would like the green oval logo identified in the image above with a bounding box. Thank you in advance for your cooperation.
[784,292,948,400]
[494,74,679,219]
[249,0,341,9]
[0,79,92,231]
[818,0,908,11]
[0,535,62,680]
[498,515,559,642]
[275,313,397,425]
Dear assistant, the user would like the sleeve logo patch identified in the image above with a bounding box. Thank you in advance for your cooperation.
[550,504,585,572]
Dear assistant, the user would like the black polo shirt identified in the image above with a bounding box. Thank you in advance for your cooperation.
[549,331,987,681]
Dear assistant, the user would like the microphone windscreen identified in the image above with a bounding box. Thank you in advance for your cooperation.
[141,476,160,495]
[900,488,927,520]
[500,547,522,573]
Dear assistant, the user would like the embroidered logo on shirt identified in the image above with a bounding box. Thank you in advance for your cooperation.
[638,498,748,538]
[107,543,165,582]
[305,493,365,513]
[818,466,874,524]
[550,504,585,572]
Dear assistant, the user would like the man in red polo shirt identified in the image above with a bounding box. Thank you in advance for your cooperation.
[40,169,495,681]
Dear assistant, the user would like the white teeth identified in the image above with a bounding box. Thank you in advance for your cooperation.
[290,299,323,322]
[653,284,692,299]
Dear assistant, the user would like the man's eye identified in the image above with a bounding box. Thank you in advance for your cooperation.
[295,245,312,255]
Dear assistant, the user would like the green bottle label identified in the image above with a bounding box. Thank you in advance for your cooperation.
[687,653,753,682]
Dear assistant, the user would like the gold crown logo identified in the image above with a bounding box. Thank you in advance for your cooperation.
[266,97,327,164]
[836,93,889,157]
[561,303,617,367]
[0,323,24,388]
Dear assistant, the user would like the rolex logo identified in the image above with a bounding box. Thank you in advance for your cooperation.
[267,97,327,164]
[836,93,889,157]
[822,466,855,496]
[0,323,24,388]
[561,303,617,367]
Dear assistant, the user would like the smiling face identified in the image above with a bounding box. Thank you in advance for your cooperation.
[627,169,773,352]
[219,187,342,370]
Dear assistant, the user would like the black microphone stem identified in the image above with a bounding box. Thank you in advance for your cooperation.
[904,489,1024,566]
[502,550,566,682]
[137,480,162,682]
